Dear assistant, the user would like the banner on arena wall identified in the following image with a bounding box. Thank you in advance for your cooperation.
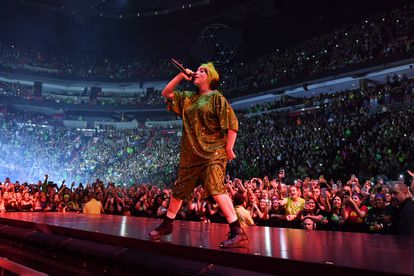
[22,65,59,74]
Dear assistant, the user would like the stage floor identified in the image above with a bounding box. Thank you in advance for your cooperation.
[0,212,412,275]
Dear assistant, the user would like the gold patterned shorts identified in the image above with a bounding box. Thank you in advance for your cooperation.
[172,160,227,202]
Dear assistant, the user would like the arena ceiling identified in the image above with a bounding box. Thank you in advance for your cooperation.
[0,0,408,61]
[14,0,279,20]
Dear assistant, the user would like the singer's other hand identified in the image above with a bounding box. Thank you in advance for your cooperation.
[226,147,236,161]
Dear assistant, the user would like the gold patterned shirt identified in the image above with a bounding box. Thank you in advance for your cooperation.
[168,90,238,168]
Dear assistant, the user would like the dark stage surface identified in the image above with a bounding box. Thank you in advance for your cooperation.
[0,212,413,275]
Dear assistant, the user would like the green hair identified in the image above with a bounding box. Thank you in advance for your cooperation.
[200,62,220,90]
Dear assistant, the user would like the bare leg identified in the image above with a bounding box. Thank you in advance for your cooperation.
[166,195,183,219]
[212,194,237,223]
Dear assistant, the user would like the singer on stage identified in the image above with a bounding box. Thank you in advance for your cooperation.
[149,62,246,248]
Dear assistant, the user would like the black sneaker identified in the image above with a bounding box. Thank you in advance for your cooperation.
[226,229,248,241]
[220,229,248,248]
[149,221,173,239]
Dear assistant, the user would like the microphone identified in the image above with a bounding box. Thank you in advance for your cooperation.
[170,58,193,78]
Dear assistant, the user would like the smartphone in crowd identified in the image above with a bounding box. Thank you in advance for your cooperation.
[321,188,327,198]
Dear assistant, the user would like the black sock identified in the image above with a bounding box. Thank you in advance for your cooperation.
[229,219,241,234]
[164,216,174,224]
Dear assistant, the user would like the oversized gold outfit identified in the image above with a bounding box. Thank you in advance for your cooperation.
[168,90,238,201]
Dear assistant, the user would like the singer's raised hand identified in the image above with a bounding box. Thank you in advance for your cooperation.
[162,68,193,99]
[181,68,194,81]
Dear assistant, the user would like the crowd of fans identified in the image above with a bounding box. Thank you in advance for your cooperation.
[0,75,413,235]
[1,3,414,236]
[221,3,414,94]
[0,80,167,106]
[0,116,178,185]
[0,80,33,99]
[2,0,414,108]
[1,76,412,186]
[228,75,414,180]
[0,4,414,96]
[0,167,412,235]
[0,41,175,81]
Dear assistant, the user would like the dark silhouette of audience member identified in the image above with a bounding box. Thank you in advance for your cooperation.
[391,183,414,235]
[364,194,394,234]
